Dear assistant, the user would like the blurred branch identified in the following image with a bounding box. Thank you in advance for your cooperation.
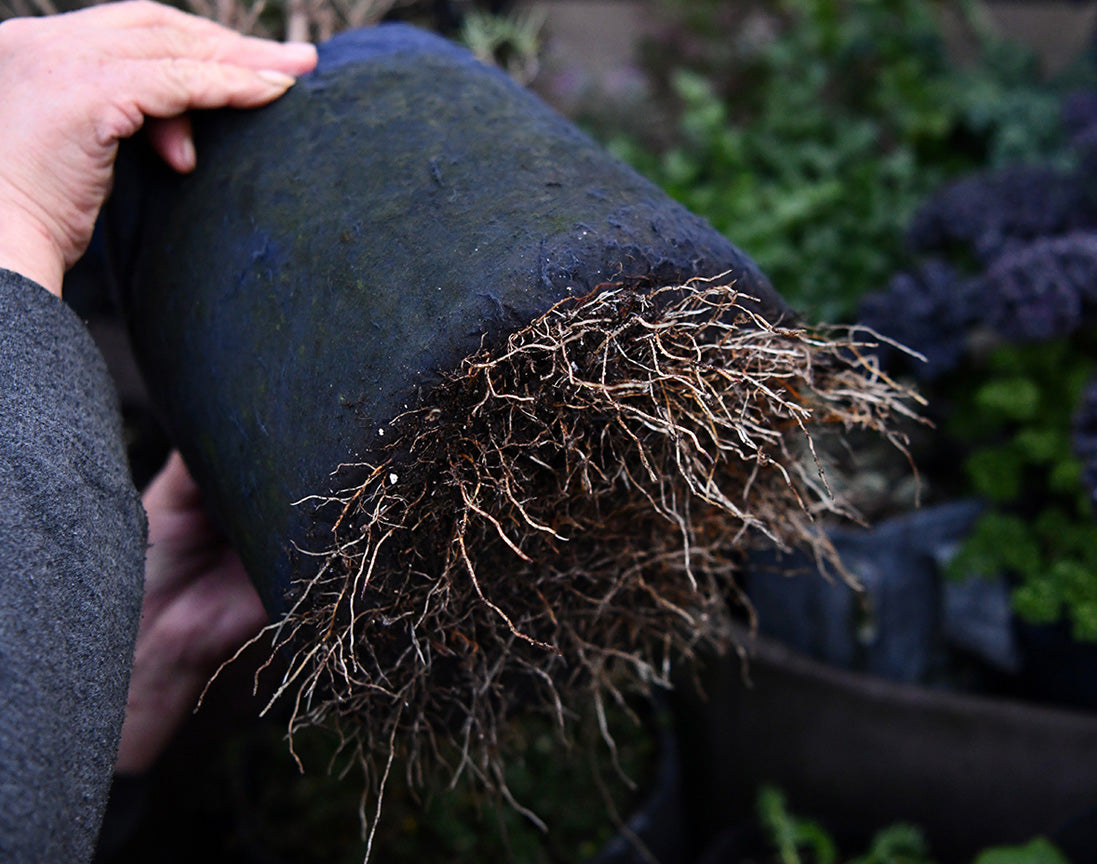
[274,0,398,43]
[214,0,234,24]
[0,0,56,17]
[952,0,1001,46]
[181,0,214,18]
[236,0,268,34]
[285,0,307,42]
[330,0,396,30]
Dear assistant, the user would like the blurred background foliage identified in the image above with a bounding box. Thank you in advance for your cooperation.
[605,0,1093,322]
[846,48,1097,641]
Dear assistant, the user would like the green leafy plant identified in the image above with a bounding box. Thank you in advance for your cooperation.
[758,785,931,864]
[974,838,1071,864]
[757,786,1069,864]
[608,0,1083,321]
[758,785,840,864]
[945,334,1097,640]
[460,8,544,85]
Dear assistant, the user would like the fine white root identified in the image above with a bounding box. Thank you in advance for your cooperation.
[258,278,921,854]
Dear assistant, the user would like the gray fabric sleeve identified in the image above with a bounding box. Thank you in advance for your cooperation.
[0,269,146,863]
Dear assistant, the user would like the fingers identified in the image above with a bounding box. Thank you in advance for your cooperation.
[191,558,270,652]
[139,24,318,76]
[70,1,317,74]
[142,451,203,515]
[43,1,317,136]
[131,57,298,116]
[146,115,195,172]
[0,1,319,286]
[94,57,297,146]
[106,20,318,77]
[115,543,266,775]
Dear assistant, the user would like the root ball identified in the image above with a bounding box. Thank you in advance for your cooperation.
[261,279,920,823]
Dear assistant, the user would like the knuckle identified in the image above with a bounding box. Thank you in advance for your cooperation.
[161,56,219,105]
[163,55,198,90]
[93,102,139,146]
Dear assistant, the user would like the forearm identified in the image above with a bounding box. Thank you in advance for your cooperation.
[0,268,146,863]
[0,7,317,857]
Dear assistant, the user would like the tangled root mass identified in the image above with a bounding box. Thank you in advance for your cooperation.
[258,279,920,841]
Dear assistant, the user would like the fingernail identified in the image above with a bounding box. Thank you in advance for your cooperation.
[282,41,318,62]
[258,69,297,89]
[177,135,196,171]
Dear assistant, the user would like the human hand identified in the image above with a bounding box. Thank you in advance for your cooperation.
[0,1,317,297]
[115,452,268,775]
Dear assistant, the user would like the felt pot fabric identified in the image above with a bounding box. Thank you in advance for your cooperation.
[118,24,783,616]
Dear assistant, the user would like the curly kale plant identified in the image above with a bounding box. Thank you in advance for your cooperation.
[859,87,1097,640]
[858,259,979,379]
[943,337,1097,641]
[861,83,1097,376]
[906,166,1097,264]
[981,233,1097,341]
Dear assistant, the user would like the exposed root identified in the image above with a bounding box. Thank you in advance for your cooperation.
[260,278,921,849]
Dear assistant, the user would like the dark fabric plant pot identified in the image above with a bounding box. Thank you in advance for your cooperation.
[745,500,990,685]
[677,624,1097,862]
[1016,618,1097,711]
[113,23,782,618]
[591,710,685,864]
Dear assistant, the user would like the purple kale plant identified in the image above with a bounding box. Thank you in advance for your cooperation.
[861,89,1097,378]
[980,232,1097,342]
[906,165,1097,263]
[1061,89,1097,142]
[856,88,1097,647]
[858,259,979,379]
